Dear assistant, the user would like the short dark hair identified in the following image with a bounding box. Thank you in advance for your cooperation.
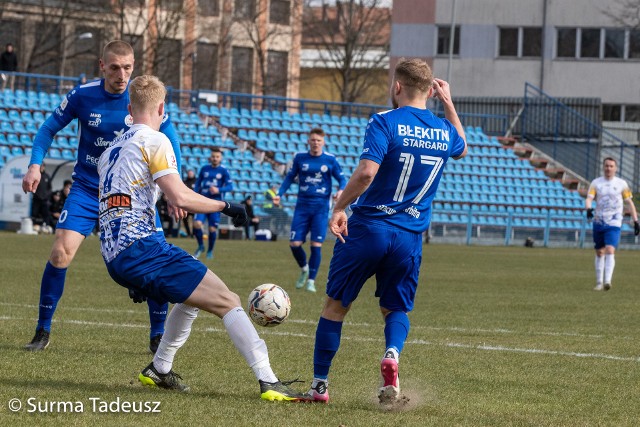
[310,127,325,137]
[103,40,134,58]
[603,157,617,165]
[211,147,222,155]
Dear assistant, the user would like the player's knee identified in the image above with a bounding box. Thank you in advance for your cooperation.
[49,246,73,268]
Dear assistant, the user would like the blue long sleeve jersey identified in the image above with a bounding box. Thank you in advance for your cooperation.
[278,151,347,209]
[29,79,181,190]
[352,106,467,233]
[193,164,233,201]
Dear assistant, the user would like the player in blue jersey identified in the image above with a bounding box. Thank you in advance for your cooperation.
[21,41,184,353]
[192,147,233,259]
[98,74,306,401]
[277,128,346,293]
[305,59,467,406]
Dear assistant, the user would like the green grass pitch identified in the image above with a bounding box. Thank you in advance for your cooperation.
[1,233,639,426]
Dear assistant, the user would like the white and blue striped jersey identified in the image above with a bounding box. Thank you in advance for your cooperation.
[351,106,466,233]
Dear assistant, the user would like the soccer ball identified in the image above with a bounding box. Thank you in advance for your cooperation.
[247,284,291,327]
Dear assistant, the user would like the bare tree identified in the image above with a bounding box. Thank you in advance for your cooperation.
[302,0,390,105]
[602,0,640,27]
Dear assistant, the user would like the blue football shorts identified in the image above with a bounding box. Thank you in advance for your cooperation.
[106,233,207,304]
[194,212,221,228]
[593,221,621,249]
[57,180,164,235]
[325,217,423,312]
[56,180,99,236]
[289,206,329,243]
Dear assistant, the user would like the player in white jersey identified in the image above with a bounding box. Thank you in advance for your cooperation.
[585,157,639,291]
[97,75,307,400]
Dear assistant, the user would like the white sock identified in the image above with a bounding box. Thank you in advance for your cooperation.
[222,307,277,383]
[604,254,615,284]
[595,255,604,285]
[153,303,199,374]
[312,377,328,387]
[302,265,309,272]
[384,347,400,362]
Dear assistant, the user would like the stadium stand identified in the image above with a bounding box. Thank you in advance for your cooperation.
[0,86,603,241]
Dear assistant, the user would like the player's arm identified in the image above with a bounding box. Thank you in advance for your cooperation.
[330,159,380,243]
[160,117,182,172]
[332,157,347,200]
[218,171,233,193]
[156,174,247,226]
[585,185,596,219]
[623,192,639,235]
[433,78,467,160]
[277,156,299,197]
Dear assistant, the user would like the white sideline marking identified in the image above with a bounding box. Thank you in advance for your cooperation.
[1,315,637,363]
[0,301,618,340]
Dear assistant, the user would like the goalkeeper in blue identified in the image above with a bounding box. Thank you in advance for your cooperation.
[21,41,183,353]
[305,59,467,405]
[277,127,346,292]
[98,75,307,401]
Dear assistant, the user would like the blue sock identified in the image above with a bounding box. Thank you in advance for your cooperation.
[37,262,67,332]
[384,311,410,354]
[313,317,343,379]
[147,299,168,338]
[194,228,203,247]
[208,231,217,252]
[309,246,322,280]
[290,245,307,268]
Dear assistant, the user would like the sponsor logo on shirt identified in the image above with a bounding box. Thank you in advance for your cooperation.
[99,193,132,215]
[95,137,111,147]
[86,154,100,165]
[60,97,68,111]
[88,113,102,128]
[376,205,397,215]
[302,163,309,171]
[404,205,420,219]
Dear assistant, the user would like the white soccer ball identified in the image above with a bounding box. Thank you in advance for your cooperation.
[247,284,291,327]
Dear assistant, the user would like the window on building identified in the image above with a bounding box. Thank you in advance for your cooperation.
[198,0,219,16]
[580,28,600,58]
[231,47,254,94]
[522,28,542,57]
[270,0,290,25]
[604,29,625,58]
[626,105,640,122]
[499,27,542,58]
[195,42,218,91]
[437,26,460,55]
[161,0,183,12]
[557,28,576,57]
[156,38,182,89]
[602,104,622,121]
[499,28,519,57]
[629,30,640,58]
[234,0,255,19]
[266,50,288,96]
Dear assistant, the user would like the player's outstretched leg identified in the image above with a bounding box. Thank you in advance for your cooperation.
[147,298,168,353]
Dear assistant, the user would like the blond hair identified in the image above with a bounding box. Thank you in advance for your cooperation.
[394,58,434,96]
[103,40,134,59]
[128,75,166,115]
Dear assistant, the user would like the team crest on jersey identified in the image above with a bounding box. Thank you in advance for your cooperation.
[125,115,134,127]
[320,165,328,172]
[216,173,222,179]
[162,113,169,123]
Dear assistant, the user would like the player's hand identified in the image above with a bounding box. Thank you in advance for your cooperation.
[586,208,594,220]
[22,164,42,193]
[222,202,248,227]
[432,78,453,105]
[128,288,147,304]
[634,220,640,236]
[209,185,220,195]
[329,209,348,243]
[167,202,187,221]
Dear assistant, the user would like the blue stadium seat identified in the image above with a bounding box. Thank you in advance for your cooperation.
[61,149,75,160]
